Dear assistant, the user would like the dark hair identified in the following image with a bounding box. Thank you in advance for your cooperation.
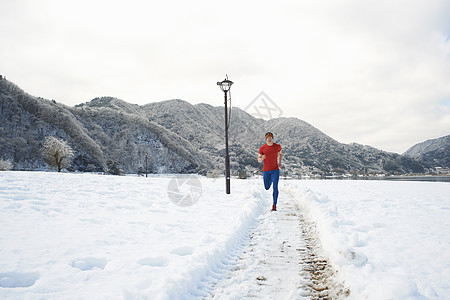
[265,132,273,139]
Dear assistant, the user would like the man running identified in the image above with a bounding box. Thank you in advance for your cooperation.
[258,132,283,211]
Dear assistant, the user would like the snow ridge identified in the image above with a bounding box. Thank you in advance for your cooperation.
[159,187,267,299]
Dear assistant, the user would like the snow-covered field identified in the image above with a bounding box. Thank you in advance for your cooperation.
[288,180,450,299]
[0,172,449,299]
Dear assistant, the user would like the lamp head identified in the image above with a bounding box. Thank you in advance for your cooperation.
[217,76,233,92]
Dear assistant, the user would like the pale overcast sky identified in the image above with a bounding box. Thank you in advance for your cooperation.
[1,0,449,153]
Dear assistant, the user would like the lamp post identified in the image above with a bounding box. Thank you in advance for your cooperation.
[217,76,233,194]
[145,152,148,178]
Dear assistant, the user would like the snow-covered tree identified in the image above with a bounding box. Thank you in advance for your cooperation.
[106,160,122,175]
[0,159,12,171]
[41,136,74,172]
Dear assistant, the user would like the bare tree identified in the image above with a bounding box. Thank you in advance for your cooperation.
[41,136,74,172]
[0,159,12,171]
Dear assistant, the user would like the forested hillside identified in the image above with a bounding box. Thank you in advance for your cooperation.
[404,135,450,169]
[0,78,426,175]
[0,79,205,173]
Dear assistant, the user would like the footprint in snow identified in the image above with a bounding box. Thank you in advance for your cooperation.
[3,203,21,209]
[71,257,107,271]
[344,249,368,267]
[30,201,49,206]
[0,272,39,288]
[170,246,193,256]
[372,222,386,228]
[137,256,169,267]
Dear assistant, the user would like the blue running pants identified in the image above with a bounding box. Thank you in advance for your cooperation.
[263,169,280,205]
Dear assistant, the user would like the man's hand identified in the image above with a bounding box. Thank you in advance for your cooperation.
[258,154,266,163]
[278,150,283,168]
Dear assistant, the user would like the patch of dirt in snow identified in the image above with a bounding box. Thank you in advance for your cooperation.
[297,209,350,299]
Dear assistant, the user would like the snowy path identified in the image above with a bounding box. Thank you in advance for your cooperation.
[207,185,344,299]
[207,191,307,298]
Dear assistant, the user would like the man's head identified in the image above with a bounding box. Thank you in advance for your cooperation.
[265,132,274,143]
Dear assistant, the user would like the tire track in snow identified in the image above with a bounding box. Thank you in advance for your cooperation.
[286,186,350,300]
[296,204,350,299]
[206,185,348,299]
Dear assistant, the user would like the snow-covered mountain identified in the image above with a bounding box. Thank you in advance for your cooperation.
[0,80,205,173]
[403,135,450,168]
[0,78,425,175]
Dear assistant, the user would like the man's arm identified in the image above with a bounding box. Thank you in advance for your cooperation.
[258,153,266,163]
[278,150,283,168]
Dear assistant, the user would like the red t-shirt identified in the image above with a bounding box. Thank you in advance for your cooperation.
[259,143,281,172]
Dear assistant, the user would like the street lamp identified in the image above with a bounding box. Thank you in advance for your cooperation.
[217,75,233,194]
[145,152,148,178]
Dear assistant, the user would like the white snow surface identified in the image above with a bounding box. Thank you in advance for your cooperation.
[288,180,450,299]
[0,172,268,299]
[0,172,449,299]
